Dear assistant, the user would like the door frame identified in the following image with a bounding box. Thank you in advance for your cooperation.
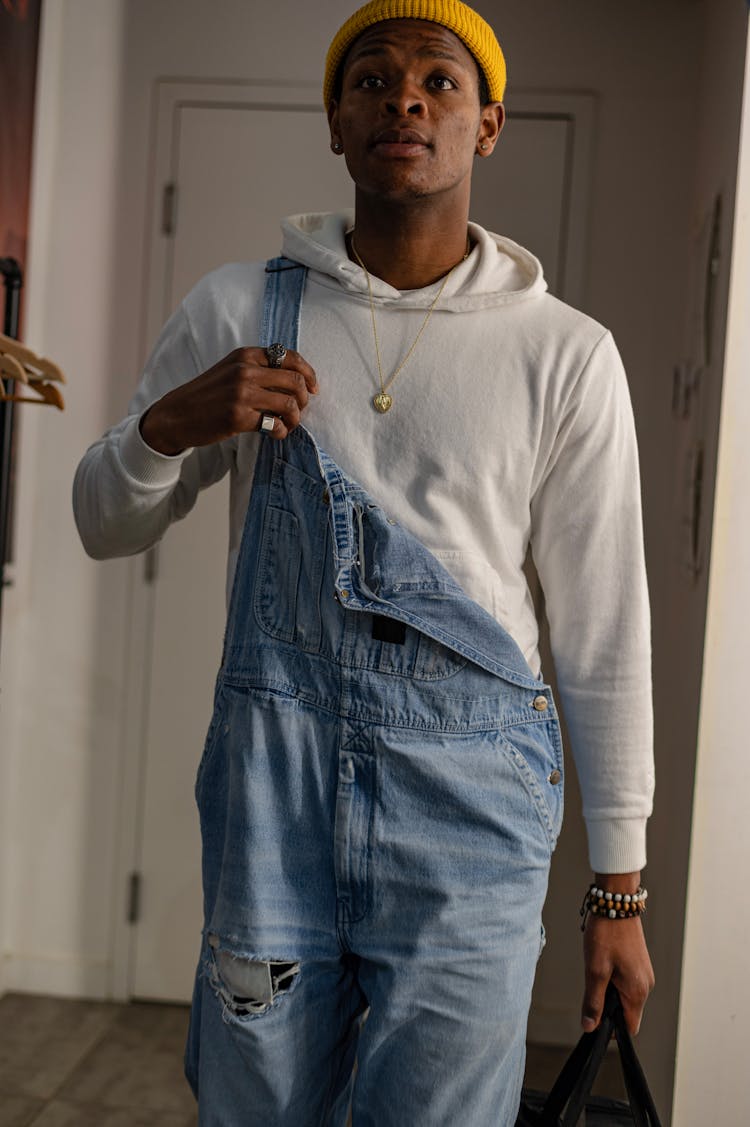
[110,78,596,1002]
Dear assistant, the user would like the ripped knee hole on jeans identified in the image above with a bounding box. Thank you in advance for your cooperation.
[207,934,300,1016]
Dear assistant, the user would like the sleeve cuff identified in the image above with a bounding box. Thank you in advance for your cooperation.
[118,413,194,489]
[586,817,648,874]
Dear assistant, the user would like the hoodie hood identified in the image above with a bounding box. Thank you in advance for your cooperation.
[280,211,547,312]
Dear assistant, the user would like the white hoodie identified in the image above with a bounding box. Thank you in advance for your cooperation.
[73,211,653,873]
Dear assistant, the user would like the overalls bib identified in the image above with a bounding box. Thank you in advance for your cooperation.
[184,258,564,1127]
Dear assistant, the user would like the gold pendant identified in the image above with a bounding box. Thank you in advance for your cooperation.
[373,392,393,413]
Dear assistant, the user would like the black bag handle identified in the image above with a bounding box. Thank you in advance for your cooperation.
[535,984,662,1126]
[613,1005,662,1127]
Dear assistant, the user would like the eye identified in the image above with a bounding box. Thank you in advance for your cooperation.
[358,75,386,89]
[427,74,457,91]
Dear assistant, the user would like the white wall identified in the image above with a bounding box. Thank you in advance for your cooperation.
[617,1,748,1119]
[0,0,130,997]
[673,16,750,1127]
[0,0,745,1121]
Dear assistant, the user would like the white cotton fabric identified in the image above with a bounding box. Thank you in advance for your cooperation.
[73,211,654,873]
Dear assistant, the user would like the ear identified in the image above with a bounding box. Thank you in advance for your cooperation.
[328,100,343,155]
[476,102,505,157]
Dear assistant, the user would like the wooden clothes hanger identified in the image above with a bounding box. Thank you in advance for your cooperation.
[0,332,66,410]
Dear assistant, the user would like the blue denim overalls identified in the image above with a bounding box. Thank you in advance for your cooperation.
[184,259,564,1126]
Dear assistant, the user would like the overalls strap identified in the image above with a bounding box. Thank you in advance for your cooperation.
[260,256,308,351]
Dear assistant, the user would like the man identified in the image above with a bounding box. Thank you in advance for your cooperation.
[74,2,655,1123]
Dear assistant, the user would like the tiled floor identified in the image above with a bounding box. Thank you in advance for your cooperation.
[0,992,624,1125]
[0,994,197,1127]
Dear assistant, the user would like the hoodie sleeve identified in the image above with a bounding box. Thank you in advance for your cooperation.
[530,331,654,874]
[72,300,234,560]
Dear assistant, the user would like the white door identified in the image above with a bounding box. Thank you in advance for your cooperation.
[129,82,593,1001]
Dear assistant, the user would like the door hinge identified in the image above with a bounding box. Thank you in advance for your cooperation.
[144,545,159,584]
[703,192,722,366]
[161,182,177,236]
[127,871,142,924]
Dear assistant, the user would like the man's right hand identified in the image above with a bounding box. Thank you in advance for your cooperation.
[139,346,319,455]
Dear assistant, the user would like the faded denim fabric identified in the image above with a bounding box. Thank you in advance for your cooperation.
[183,259,564,1126]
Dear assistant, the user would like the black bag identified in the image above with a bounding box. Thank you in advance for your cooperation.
[516,985,662,1126]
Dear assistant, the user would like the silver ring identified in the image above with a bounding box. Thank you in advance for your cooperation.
[265,342,287,368]
[258,414,276,435]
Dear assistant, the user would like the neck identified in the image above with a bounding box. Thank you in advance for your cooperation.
[349,194,471,289]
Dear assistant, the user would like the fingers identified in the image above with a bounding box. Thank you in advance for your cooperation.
[582,916,655,1036]
[234,347,318,397]
[582,965,609,1033]
[226,347,318,441]
[582,969,650,1036]
[616,981,650,1037]
[612,961,655,1036]
[268,347,319,396]
[143,347,318,453]
[250,387,305,440]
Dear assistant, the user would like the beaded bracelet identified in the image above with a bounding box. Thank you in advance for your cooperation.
[579,884,648,930]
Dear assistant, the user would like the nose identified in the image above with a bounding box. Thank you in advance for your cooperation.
[385,80,426,117]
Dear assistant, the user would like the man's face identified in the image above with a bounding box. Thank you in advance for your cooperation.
[328,20,503,206]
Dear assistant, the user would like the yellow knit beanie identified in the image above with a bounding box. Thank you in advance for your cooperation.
[323,0,506,109]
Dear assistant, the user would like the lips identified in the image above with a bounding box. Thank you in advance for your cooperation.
[373,128,429,146]
[371,128,430,156]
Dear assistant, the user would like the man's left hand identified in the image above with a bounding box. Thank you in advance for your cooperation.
[581,886,655,1036]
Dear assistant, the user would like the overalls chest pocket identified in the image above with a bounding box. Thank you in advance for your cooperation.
[354,504,469,682]
[253,457,330,652]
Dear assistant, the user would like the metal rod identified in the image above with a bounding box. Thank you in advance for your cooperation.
[0,257,24,648]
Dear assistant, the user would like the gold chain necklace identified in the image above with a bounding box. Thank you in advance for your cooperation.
[350,233,470,414]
